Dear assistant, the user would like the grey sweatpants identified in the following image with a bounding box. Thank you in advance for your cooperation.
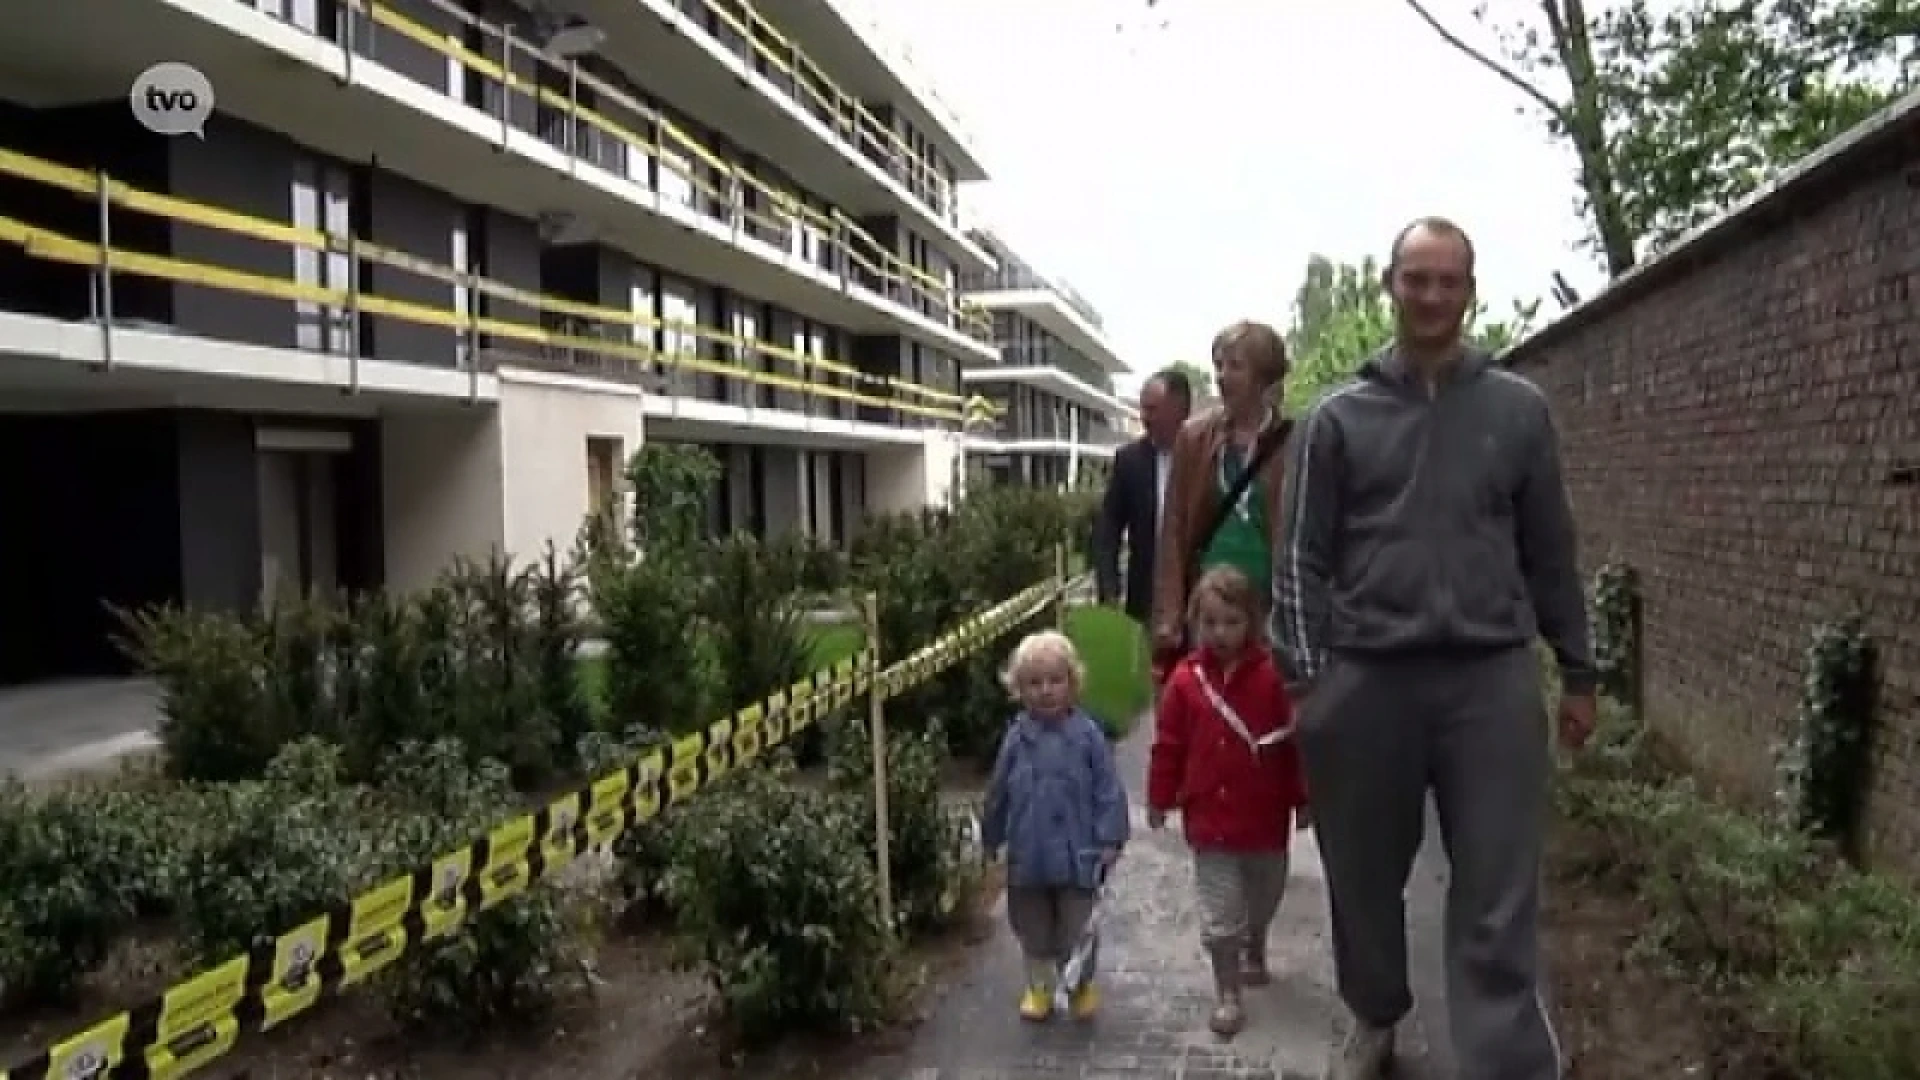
[1007,885,1097,982]
[1192,849,1289,950]
[1298,647,1560,1080]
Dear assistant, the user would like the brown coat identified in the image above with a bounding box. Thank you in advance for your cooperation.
[1150,406,1290,651]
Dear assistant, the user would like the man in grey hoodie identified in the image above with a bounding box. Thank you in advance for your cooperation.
[1271,218,1597,1080]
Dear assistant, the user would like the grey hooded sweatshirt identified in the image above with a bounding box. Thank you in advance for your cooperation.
[1270,347,1597,696]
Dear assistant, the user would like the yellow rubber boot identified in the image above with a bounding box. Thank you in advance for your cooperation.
[1019,983,1053,1021]
[1069,980,1100,1019]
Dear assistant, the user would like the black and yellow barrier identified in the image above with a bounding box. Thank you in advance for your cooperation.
[0,142,974,422]
[333,0,990,347]
[0,577,1072,1080]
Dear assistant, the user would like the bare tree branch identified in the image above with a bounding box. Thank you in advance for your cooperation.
[1400,0,1570,123]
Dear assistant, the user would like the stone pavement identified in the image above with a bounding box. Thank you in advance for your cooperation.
[858,724,1455,1080]
[0,677,162,782]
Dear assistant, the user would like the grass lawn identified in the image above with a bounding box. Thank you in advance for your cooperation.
[576,607,1146,736]
[575,623,868,723]
[806,623,867,669]
[1065,604,1151,740]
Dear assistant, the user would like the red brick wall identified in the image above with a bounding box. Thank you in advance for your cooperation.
[1508,126,1920,867]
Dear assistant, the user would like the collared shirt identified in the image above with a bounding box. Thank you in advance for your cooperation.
[1154,448,1172,527]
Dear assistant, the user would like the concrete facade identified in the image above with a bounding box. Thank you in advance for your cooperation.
[0,0,993,693]
[959,230,1133,491]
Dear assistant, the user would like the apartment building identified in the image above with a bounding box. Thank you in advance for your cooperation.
[0,0,996,686]
[960,229,1132,491]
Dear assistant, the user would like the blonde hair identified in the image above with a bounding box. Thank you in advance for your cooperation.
[1188,565,1268,637]
[1000,630,1086,698]
[1210,320,1288,388]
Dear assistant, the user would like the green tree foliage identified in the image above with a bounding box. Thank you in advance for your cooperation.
[1399,0,1920,274]
[1145,0,1918,275]
[1281,254,1538,412]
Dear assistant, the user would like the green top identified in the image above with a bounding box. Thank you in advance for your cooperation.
[1200,442,1270,592]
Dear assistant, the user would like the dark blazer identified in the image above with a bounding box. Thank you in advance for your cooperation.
[1093,436,1163,622]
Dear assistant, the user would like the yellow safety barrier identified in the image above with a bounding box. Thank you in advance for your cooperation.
[0,575,1083,1080]
[334,0,992,349]
[0,144,973,420]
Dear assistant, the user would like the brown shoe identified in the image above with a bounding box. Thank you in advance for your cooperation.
[1209,994,1246,1036]
[1242,943,1272,986]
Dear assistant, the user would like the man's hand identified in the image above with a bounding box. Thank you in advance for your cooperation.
[1558,692,1598,751]
[1146,809,1168,830]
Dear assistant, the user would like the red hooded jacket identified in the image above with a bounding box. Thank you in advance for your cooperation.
[1147,645,1306,851]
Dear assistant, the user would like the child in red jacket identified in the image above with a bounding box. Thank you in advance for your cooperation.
[1146,565,1307,1038]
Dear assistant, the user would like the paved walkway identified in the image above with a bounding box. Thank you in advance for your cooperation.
[860,727,1455,1080]
[0,677,162,781]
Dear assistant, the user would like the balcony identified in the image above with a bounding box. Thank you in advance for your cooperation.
[549,0,991,271]
[349,0,992,354]
[0,145,966,429]
[2,0,997,363]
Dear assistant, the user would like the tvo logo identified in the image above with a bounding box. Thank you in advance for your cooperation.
[129,62,215,138]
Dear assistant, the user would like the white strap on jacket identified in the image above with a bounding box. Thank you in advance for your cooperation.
[1191,665,1291,753]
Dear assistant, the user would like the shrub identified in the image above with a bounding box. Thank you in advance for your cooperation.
[848,511,968,745]
[705,532,813,711]
[0,783,145,1005]
[589,547,722,737]
[577,728,682,927]
[1556,701,1920,1079]
[374,741,596,1036]
[117,604,284,784]
[949,485,1073,602]
[87,777,208,919]
[172,739,374,964]
[664,768,894,1045]
[126,554,595,789]
[828,718,979,937]
[626,444,720,555]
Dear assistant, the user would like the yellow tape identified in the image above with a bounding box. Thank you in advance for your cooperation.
[339,875,414,989]
[259,915,329,1032]
[474,814,536,912]
[420,847,476,943]
[37,1012,130,1080]
[540,793,584,870]
[634,749,666,823]
[584,767,636,849]
[144,956,248,1078]
[701,716,735,783]
[667,733,704,802]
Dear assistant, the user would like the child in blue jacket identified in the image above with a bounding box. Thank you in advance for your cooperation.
[982,629,1131,1022]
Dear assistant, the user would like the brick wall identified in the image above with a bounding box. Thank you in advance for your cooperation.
[1507,112,1920,868]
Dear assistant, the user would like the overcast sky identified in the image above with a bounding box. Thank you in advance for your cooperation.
[874,0,1606,391]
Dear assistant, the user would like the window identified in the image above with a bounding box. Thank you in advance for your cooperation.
[586,436,623,528]
[292,158,352,354]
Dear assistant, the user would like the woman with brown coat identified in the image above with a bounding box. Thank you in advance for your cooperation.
[1150,321,1292,680]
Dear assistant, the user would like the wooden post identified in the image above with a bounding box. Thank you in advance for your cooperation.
[863,591,894,936]
[1053,541,1070,629]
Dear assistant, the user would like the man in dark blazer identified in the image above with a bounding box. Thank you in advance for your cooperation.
[1094,368,1193,623]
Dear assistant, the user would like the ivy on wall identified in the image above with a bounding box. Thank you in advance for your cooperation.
[1776,614,1878,864]
[1590,562,1641,712]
